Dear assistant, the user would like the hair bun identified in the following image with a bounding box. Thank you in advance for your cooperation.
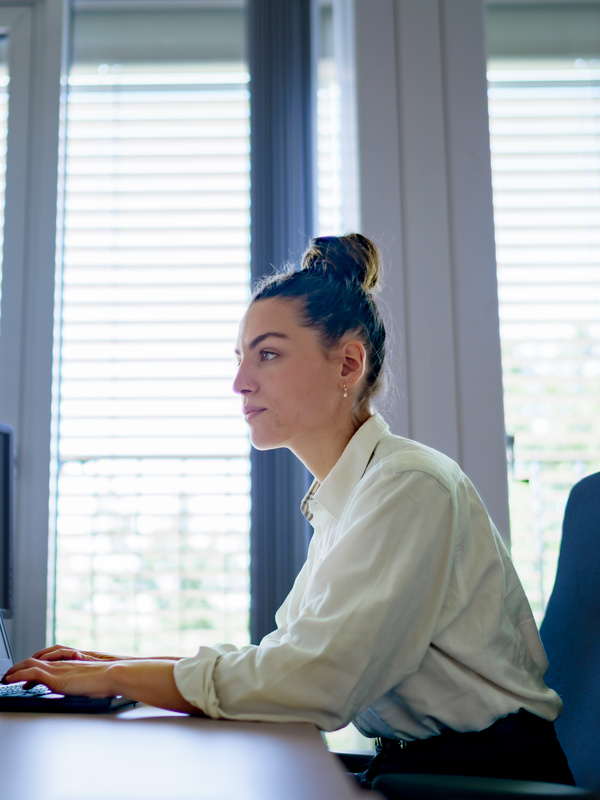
[301,233,380,292]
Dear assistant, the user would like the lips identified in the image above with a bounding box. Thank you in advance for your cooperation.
[243,405,266,423]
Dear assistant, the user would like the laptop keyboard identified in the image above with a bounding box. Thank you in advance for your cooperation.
[0,681,51,697]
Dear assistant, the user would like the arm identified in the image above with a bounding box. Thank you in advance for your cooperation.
[3,469,456,722]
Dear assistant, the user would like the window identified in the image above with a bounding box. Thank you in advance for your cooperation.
[51,1,345,655]
[50,5,251,655]
[488,57,600,618]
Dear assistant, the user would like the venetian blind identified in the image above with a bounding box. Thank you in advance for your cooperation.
[488,59,600,618]
[51,35,251,653]
[315,3,342,236]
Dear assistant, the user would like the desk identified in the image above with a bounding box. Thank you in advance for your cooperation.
[0,704,365,799]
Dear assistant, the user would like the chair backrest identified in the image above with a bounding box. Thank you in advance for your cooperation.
[371,774,600,800]
[540,471,600,792]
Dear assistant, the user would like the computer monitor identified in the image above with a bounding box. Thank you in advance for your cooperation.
[0,423,14,616]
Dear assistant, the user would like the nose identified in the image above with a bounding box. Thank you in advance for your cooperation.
[233,359,253,395]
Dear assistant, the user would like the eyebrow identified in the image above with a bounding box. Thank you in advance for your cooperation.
[234,331,290,355]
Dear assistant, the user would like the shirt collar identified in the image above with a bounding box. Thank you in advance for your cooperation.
[301,413,390,523]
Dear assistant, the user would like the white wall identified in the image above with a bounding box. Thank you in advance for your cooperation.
[347,0,510,537]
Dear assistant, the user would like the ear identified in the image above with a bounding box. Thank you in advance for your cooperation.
[339,339,366,389]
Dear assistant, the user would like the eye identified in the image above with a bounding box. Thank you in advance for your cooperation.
[260,350,277,362]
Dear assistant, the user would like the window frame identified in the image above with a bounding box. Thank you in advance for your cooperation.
[0,0,64,659]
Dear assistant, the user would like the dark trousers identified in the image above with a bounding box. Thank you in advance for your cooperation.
[350,710,575,789]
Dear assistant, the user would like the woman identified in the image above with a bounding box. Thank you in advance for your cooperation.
[2,234,573,787]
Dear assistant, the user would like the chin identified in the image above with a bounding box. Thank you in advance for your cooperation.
[250,438,284,452]
[249,428,288,452]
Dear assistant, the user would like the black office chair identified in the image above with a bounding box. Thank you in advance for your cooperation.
[540,471,600,792]
[372,774,598,800]
[372,471,600,800]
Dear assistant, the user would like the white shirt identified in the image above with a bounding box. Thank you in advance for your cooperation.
[174,414,562,738]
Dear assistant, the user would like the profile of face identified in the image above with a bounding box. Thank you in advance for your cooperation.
[233,297,351,459]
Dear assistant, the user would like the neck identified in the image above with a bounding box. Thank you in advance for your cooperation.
[292,410,371,483]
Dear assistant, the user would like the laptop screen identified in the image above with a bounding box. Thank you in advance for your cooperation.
[0,423,14,615]
[0,611,14,677]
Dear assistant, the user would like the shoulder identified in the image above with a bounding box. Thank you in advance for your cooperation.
[367,426,465,496]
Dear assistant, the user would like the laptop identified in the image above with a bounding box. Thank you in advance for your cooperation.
[0,611,135,713]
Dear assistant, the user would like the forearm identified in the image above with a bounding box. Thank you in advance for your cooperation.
[107,660,201,714]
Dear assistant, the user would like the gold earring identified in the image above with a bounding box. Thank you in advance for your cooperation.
[343,383,348,398]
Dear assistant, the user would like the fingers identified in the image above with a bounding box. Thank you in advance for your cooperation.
[30,646,125,662]
[2,658,48,685]
[31,645,85,661]
[2,658,110,698]
[2,651,88,687]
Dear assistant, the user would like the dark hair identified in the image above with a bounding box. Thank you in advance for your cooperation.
[251,234,386,408]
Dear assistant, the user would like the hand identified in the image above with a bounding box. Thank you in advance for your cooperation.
[31,644,131,662]
[2,657,119,698]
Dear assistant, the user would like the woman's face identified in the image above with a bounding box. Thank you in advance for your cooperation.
[233,297,345,458]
